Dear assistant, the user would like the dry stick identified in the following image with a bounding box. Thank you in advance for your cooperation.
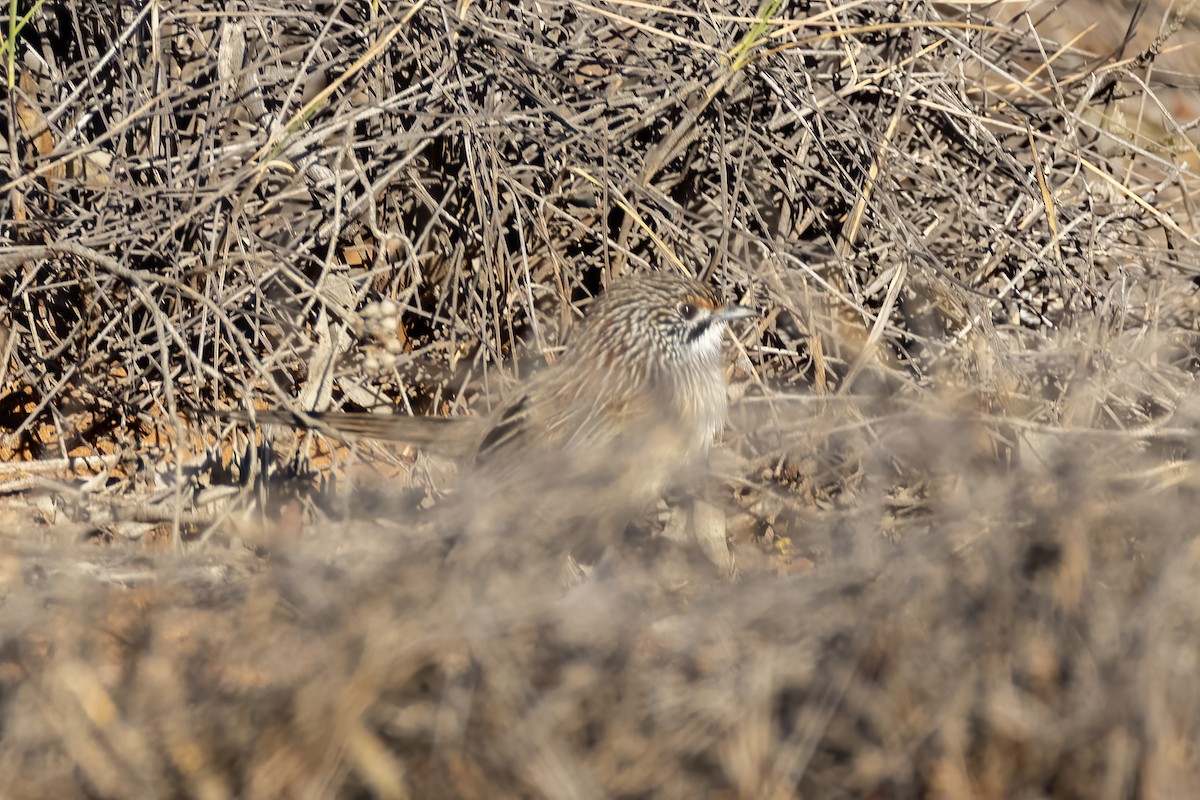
[30,0,155,135]
[640,68,740,187]
[0,242,304,411]
[0,90,257,197]
[568,168,688,274]
[950,205,1092,346]
[634,2,766,184]
[838,261,907,395]
[270,0,347,150]
[939,27,1197,244]
[838,89,903,258]
[127,279,186,547]
[1026,121,1066,273]
[1015,22,1097,87]
[512,193,544,354]
[1118,68,1200,179]
[1,63,218,201]
[0,454,125,476]
[0,254,193,544]
[829,38,948,110]
[1099,0,1199,80]
[835,23,920,392]
[576,1,722,51]
[0,351,82,444]
[255,0,432,168]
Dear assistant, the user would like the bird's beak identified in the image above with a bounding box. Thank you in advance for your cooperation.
[717,304,756,322]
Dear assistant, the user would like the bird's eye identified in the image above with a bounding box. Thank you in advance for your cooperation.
[678,302,698,320]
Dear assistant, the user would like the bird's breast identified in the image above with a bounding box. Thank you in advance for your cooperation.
[671,365,729,460]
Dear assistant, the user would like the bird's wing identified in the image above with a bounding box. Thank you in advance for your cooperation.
[474,395,532,464]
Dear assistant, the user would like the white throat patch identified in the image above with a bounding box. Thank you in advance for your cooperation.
[690,318,727,363]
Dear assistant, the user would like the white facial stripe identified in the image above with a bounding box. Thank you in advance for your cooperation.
[690,318,726,361]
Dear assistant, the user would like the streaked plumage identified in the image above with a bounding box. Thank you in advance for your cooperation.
[216,273,753,501]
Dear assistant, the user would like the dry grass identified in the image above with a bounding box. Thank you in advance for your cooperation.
[2,0,1200,797]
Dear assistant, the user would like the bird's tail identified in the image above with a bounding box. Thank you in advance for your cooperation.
[196,407,477,456]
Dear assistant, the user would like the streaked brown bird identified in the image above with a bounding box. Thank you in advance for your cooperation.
[216,273,754,534]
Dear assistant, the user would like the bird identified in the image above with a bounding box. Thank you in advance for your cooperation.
[212,273,754,566]
[218,273,753,483]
